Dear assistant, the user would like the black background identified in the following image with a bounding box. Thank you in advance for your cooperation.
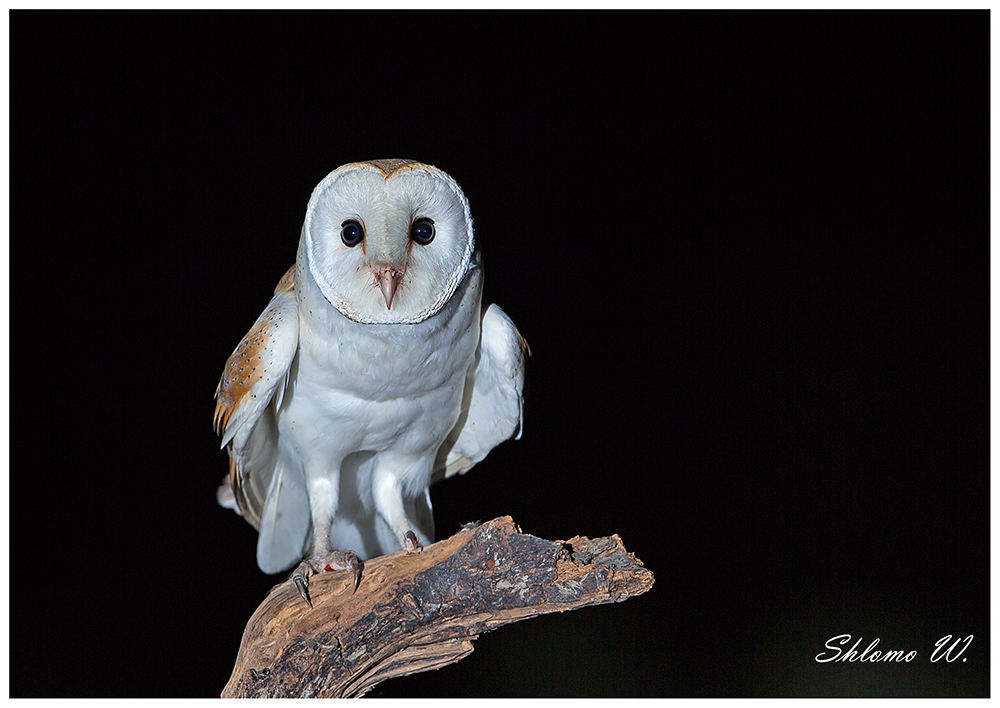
[12,10,988,697]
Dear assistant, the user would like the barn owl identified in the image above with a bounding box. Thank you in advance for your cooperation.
[213,159,527,605]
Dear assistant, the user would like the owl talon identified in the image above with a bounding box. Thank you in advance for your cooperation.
[404,530,422,553]
[292,568,313,607]
[343,553,362,593]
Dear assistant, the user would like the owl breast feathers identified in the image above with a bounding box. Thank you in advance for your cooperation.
[214,160,527,575]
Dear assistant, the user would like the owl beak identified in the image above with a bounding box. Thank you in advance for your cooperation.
[371,264,405,310]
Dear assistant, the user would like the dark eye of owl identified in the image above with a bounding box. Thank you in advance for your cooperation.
[341,220,364,247]
[410,217,435,245]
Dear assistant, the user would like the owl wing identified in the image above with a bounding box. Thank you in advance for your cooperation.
[436,303,528,479]
[213,265,301,543]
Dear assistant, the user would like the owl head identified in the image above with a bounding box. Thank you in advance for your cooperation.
[299,159,476,325]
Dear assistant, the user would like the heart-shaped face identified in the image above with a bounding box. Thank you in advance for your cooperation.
[301,160,475,325]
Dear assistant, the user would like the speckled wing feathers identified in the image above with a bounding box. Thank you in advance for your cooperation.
[214,265,299,528]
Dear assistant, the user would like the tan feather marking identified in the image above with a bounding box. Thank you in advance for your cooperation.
[343,159,436,181]
[213,315,275,434]
[227,448,237,487]
[274,264,295,294]
[515,327,532,359]
[213,267,297,434]
[227,448,262,530]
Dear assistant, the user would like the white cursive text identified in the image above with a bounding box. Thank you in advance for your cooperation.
[815,635,917,663]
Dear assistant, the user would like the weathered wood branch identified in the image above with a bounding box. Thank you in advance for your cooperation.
[222,516,654,698]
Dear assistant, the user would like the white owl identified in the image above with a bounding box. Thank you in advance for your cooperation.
[214,159,527,604]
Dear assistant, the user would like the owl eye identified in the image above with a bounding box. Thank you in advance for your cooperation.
[341,220,364,247]
[410,218,435,245]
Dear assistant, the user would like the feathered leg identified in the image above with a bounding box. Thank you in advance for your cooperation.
[291,474,361,606]
[372,458,426,553]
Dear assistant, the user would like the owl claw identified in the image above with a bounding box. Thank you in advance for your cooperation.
[290,550,362,606]
[404,530,422,553]
[345,554,362,593]
[292,570,313,607]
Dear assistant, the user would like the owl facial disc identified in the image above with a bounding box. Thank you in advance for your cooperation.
[301,160,475,325]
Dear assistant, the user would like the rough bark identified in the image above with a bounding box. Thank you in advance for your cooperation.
[222,516,654,698]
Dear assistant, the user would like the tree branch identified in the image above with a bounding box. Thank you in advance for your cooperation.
[222,516,654,698]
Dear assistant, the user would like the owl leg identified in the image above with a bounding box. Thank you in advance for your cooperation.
[290,475,361,607]
[372,460,425,553]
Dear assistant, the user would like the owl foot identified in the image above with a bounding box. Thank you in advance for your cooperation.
[404,529,422,553]
[291,550,361,607]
